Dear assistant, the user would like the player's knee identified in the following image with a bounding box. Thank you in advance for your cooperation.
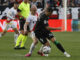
[33,39,38,45]
[50,37,56,42]
[54,40,59,45]
[35,40,38,44]
[44,42,50,46]
[50,37,59,45]
[3,30,7,33]
[20,30,24,35]
[14,29,19,34]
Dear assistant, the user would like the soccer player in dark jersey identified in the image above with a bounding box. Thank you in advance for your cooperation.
[34,7,71,57]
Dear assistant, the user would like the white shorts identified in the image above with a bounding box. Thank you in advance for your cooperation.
[5,21,17,30]
[30,31,36,39]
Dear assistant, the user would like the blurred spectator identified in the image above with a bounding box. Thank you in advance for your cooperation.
[37,2,42,8]
[16,0,23,3]
[31,0,37,6]
[30,0,42,8]
[8,0,16,8]
[45,0,62,8]
[0,0,9,6]
[68,0,80,7]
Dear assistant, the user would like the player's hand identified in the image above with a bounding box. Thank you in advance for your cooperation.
[56,27,62,30]
[24,30,28,35]
[19,17,26,20]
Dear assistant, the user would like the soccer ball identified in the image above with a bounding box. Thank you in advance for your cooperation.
[42,46,51,54]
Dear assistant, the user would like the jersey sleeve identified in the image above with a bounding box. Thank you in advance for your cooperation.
[18,3,23,12]
[44,20,49,27]
[7,10,15,20]
[40,14,49,27]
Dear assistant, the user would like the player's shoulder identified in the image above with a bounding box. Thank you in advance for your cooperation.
[40,12,47,18]
[19,2,24,5]
[8,7,13,12]
[10,7,15,10]
[10,7,13,10]
[39,12,46,19]
[40,12,45,16]
[20,2,30,6]
[19,2,24,7]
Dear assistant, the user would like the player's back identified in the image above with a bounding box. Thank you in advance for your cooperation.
[7,7,17,20]
[27,13,38,31]
[34,12,49,32]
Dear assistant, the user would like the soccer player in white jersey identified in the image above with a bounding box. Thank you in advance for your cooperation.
[24,5,38,57]
[0,2,19,43]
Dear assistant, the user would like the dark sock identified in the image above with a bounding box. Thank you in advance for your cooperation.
[54,41,65,53]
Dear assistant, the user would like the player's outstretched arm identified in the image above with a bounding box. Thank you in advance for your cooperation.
[46,26,61,30]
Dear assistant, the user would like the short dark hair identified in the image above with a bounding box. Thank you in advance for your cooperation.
[46,7,53,13]
[14,2,19,4]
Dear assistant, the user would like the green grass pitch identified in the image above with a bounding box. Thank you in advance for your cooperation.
[0,32,80,60]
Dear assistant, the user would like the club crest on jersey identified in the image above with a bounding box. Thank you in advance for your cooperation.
[40,38,44,42]
[49,33,53,36]
[44,20,48,24]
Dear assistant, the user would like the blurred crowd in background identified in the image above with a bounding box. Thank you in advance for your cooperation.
[0,0,43,8]
[0,0,62,8]
[0,0,80,31]
[67,0,80,7]
[0,0,80,20]
[0,0,80,7]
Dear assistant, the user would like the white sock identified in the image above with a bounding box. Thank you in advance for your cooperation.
[0,33,2,37]
[39,45,44,52]
[64,52,67,54]
[29,43,35,54]
[14,33,18,43]
[64,52,71,57]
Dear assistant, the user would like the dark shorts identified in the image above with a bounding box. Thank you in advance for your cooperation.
[19,20,29,31]
[19,20,25,30]
[35,30,54,44]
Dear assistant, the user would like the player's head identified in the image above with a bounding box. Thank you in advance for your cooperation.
[45,7,53,16]
[31,5,37,15]
[32,0,37,2]
[14,2,19,9]
[24,0,29,3]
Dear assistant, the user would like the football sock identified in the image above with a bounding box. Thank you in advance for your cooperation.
[14,33,18,43]
[29,43,35,54]
[54,40,59,44]
[15,34,24,47]
[54,40,65,53]
[20,35,28,47]
[0,33,2,37]
[39,45,44,52]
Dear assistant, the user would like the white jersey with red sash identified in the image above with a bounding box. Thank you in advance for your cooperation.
[26,12,38,38]
[5,7,17,30]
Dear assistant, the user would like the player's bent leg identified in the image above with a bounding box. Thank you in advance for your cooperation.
[37,45,44,56]
[13,28,19,34]
[20,34,28,49]
[19,30,28,49]
[50,37,71,57]
[37,41,51,57]
[0,30,7,37]
[25,36,38,57]
[0,24,8,37]
[30,38,38,52]
[14,34,24,49]
[14,30,25,49]
[13,28,19,43]
[14,30,24,49]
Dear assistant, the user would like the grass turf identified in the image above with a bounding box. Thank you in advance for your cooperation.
[0,32,80,60]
